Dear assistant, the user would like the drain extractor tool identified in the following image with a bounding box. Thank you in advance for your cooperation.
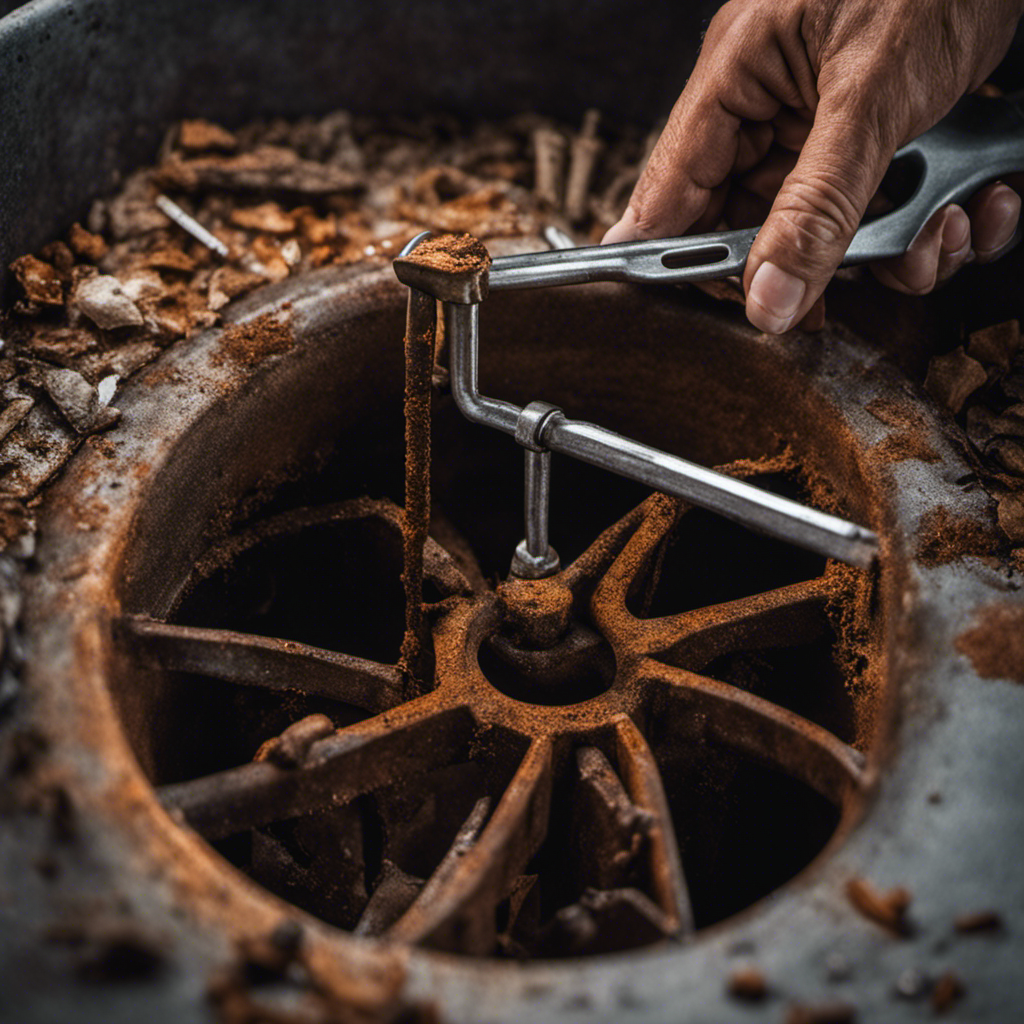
[397,233,877,577]
[395,93,1024,579]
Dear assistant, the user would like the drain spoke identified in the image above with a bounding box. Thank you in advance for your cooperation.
[614,716,695,936]
[638,578,830,668]
[571,747,655,893]
[560,497,656,598]
[157,697,472,840]
[379,795,491,939]
[590,493,682,647]
[387,738,554,954]
[647,664,866,805]
[183,497,475,603]
[119,617,406,713]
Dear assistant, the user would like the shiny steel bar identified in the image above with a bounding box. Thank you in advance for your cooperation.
[489,227,757,292]
[446,303,878,569]
[524,448,551,558]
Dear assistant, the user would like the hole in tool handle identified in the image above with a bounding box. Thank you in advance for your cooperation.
[660,243,731,270]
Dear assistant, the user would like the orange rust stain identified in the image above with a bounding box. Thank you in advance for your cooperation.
[956,603,1024,684]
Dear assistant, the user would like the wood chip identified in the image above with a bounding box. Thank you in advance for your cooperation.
[565,110,603,223]
[0,403,77,498]
[207,267,267,311]
[532,127,568,209]
[727,966,768,1001]
[23,325,99,365]
[989,438,1024,476]
[966,402,1024,448]
[925,347,988,414]
[142,247,196,273]
[953,909,1002,933]
[229,202,297,235]
[73,275,144,330]
[0,394,34,444]
[178,118,238,153]
[116,270,167,304]
[930,970,965,1014]
[9,255,63,307]
[293,207,337,246]
[248,236,290,282]
[967,319,1020,373]
[140,298,193,342]
[997,490,1024,544]
[67,223,108,263]
[106,170,168,239]
[845,876,911,935]
[39,241,74,277]
[157,145,360,196]
[26,365,120,435]
[77,341,162,382]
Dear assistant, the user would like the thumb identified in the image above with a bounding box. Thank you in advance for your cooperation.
[744,101,896,334]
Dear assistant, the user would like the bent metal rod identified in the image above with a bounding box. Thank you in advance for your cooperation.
[395,233,879,576]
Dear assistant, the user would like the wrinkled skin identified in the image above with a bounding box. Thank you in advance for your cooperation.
[604,0,1024,333]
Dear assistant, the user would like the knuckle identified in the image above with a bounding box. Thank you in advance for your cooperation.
[774,171,864,258]
[703,1,743,44]
[628,190,685,239]
[827,86,899,152]
[703,0,773,52]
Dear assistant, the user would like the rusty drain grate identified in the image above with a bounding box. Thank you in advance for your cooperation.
[118,458,868,958]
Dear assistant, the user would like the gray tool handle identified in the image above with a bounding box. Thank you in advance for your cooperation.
[845,91,1024,262]
[488,92,1024,291]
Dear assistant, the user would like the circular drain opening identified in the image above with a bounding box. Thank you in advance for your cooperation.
[475,636,617,707]
[48,269,884,964]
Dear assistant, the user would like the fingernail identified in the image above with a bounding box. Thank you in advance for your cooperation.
[941,206,970,253]
[747,261,807,334]
[602,207,640,245]
[975,190,1020,259]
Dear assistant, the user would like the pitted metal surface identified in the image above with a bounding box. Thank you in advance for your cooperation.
[2,255,1018,1021]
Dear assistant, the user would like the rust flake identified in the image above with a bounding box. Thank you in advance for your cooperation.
[213,311,294,368]
[956,603,1024,684]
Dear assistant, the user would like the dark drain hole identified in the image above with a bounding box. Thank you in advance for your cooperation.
[628,472,827,618]
[176,519,406,663]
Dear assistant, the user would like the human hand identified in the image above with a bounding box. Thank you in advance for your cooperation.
[603,0,1024,333]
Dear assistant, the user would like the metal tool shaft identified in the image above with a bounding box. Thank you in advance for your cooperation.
[446,303,878,569]
[525,449,551,559]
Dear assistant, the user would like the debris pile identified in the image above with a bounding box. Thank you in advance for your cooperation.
[0,110,655,545]
[924,318,1024,561]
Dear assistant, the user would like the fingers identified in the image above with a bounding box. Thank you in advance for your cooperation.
[967,181,1022,262]
[601,96,747,243]
[868,181,1022,296]
[602,2,802,245]
[744,100,896,334]
[869,205,972,295]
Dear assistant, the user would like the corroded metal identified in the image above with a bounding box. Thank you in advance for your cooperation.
[400,288,439,688]
[17,234,1024,1022]
[140,472,866,953]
